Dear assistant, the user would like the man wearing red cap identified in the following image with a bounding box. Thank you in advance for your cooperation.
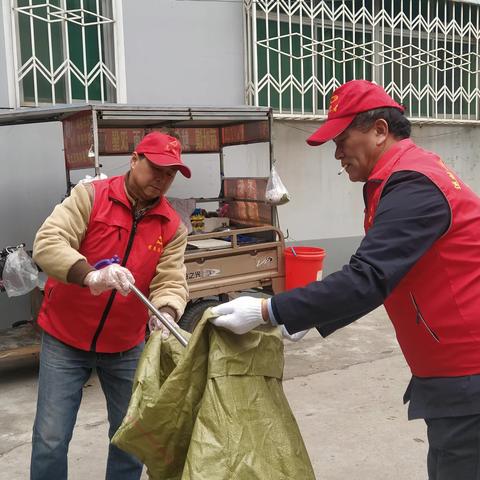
[210,80,480,478]
[30,132,191,480]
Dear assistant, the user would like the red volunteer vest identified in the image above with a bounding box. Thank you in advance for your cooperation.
[37,176,180,353]
[364,139,480,377]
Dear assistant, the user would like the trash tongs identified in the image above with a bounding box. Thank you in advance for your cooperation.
[93,256,188,348]
[128,281,188,348]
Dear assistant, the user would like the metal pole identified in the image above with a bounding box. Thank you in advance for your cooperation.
[91,109,101,176]
[128,283,188,348]
[219,134,225,198]
[252,0,259,106]
[268,109,278,228]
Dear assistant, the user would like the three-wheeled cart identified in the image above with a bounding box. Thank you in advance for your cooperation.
[0,104,286,358]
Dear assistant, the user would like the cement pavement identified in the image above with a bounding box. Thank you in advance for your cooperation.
[0,307,427,479]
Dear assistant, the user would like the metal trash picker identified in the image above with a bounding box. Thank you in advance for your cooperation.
[128,282,189,348]
[92,256,188,348]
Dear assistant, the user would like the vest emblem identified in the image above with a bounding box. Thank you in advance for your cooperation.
[148,236,163,253]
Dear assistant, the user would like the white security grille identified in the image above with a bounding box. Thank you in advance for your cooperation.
[10,0,120,106]
[244,0,480,123]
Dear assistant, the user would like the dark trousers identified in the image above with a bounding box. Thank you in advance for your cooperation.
[426,414,480,480]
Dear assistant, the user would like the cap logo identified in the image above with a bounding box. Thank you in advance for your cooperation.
[329,94,339,113]
[164,139,180,155]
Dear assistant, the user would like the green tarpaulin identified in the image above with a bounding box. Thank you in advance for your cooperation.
[112,310,315,479]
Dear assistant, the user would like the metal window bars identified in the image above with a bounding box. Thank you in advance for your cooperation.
[244,0,480,124]
[10,0,118,106]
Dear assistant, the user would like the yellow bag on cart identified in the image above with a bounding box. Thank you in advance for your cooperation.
[112,310,315,480]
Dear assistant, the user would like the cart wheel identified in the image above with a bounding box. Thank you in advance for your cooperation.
[178,299,221,333]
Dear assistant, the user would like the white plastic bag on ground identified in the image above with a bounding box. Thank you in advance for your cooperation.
[265,165,291,205]
[2,247,39,297]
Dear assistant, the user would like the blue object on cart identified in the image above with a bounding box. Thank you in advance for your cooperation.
[234,235,262,245]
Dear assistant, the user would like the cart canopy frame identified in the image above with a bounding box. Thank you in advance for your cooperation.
[0,104,273,191]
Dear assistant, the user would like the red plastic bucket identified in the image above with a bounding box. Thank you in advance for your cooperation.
[284,246,326,290]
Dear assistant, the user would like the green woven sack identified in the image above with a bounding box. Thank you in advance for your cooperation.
[112,310,315,480]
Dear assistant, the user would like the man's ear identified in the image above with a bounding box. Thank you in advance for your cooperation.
[131,152,139,169]
[374,119,389,145]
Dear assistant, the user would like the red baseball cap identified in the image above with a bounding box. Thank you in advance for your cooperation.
[135,132,191,178]
[307,80,404,146]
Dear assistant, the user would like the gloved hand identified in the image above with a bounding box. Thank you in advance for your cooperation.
[83,264,134,296]
[148,310,176,339]
[280,325,310,342]
[210,296,267,335]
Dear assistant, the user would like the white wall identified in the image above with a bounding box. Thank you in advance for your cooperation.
[0,0,11,108]
[0,122,67,328]
[272,121,364,243]
[412,125,480,194]
[121,0,244,106]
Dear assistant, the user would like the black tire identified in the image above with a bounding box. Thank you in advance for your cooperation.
[178,299,221,333]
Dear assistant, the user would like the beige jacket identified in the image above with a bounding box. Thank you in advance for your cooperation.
[33,182,189,321]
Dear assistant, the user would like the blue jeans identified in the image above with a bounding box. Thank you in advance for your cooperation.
[30,332,144,480]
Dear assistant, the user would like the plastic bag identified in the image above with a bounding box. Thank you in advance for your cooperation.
[265,165,291,205]
[168,198,196,234]
[2,247,39,297]
[78,173,108,184]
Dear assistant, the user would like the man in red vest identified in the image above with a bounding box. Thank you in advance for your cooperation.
[209,80,480,479]
[30,132,191,480]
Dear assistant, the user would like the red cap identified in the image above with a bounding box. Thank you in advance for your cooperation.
[135,132,191,178]
[307,80,404,146]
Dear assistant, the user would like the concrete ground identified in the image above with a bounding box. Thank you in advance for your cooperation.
[0,307,427,479]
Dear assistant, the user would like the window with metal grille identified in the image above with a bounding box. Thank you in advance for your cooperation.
[244,0,480,123]
[8,0,123,106]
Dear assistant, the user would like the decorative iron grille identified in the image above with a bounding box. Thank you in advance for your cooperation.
[10,0,120,106]
[244,0,480,123]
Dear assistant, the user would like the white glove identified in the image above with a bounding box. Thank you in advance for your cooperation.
[84,264,134,296]
[148,310,175,339]
[280,325,309,342]
[210,296,267,335]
